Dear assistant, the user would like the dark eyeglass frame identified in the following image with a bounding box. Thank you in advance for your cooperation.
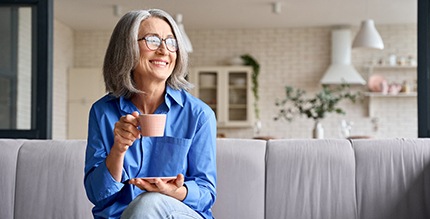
[137,34,178,52]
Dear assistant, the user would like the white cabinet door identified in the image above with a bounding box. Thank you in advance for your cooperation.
[190,66,253,128]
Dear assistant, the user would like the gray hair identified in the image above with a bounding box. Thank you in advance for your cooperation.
[103,9,193,98]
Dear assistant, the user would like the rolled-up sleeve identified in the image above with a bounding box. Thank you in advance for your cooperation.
[84,105,127,206]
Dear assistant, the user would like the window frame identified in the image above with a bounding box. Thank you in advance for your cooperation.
[418,0,430,137]
[0,0,53,139]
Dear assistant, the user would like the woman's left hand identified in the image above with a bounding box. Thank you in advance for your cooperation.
[129,174,187,201]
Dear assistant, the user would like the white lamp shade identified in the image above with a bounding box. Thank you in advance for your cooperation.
[352,19,384,50]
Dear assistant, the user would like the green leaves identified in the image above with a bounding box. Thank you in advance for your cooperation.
[274,84,361,122]
[241,54,260,120]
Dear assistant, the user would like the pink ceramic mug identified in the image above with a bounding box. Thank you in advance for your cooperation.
[138,114,166,137]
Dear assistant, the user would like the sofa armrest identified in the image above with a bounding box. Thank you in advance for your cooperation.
[212,138,266,219]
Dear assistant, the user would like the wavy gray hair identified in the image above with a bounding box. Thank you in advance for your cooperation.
[103,9,192,98]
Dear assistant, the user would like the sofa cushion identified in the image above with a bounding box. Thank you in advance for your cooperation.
[353,138,430,219]
[0,139,24,219]
[14,140,93,219]
[266,139,357,219]
[212,138,266,219]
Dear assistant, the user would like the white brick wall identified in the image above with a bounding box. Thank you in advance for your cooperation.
[74,31,111,67]
[53,19,74,139]
[69,23,417,139]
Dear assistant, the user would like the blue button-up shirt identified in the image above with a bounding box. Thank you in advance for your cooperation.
[84,86,217,219]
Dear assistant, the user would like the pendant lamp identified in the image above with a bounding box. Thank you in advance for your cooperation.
[352,19,384,50]
[175,14,193,53]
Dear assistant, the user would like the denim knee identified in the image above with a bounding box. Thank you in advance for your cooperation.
[121,192,166,218]
[121,192,202,219]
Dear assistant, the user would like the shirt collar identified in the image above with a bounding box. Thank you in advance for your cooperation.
[118,86,184,114]
[165,86,184,108]
[119,95,137,114]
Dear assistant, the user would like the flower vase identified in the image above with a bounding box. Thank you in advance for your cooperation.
[313,120,324,139]
[254,120,262,135]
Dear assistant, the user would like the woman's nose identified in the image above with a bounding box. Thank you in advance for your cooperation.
[156,41,168,54]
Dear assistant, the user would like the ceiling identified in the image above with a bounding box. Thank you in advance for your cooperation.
[54,0,417,31]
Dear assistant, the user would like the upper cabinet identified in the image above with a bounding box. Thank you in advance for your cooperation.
[189,66,254,128]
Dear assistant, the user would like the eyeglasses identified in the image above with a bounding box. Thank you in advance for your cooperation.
[138,34,178,52]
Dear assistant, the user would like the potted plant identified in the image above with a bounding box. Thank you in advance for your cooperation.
[273,84,361,138]
[240,54,261,133]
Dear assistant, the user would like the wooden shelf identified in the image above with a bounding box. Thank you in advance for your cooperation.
[366,64,417,117]
[229,85,247,89]
[368,65,417,70]
[229,104,247,109]
[199,86,217,89]
[365,92,417,97]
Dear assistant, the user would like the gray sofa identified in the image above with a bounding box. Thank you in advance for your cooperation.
[1,138,430,219]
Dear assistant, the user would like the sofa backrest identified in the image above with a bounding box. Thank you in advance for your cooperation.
[265,139,358,219]
[13,140,93,219]
[0,139,24,219]
[212,138,267,219]
[353,138,430,219]
[3,138,430,219]
[1,138,267,219]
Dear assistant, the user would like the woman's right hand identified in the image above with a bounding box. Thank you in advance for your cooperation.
[112,111,141,154]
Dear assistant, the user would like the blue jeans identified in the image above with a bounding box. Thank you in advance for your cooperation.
[121,192,203,219]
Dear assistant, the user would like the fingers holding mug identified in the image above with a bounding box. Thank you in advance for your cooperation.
[113,112,141,152]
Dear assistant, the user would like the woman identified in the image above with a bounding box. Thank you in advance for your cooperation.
[84,9,217,219]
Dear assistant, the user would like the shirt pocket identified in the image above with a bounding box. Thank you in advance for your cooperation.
[147,136,192,177]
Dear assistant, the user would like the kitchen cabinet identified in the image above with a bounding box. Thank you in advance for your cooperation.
[365,65,417,117]
[188,66,254,128]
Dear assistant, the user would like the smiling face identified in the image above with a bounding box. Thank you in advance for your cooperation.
[134,17,177,89]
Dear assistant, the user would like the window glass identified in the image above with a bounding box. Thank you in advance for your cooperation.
[0,7,32,130]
